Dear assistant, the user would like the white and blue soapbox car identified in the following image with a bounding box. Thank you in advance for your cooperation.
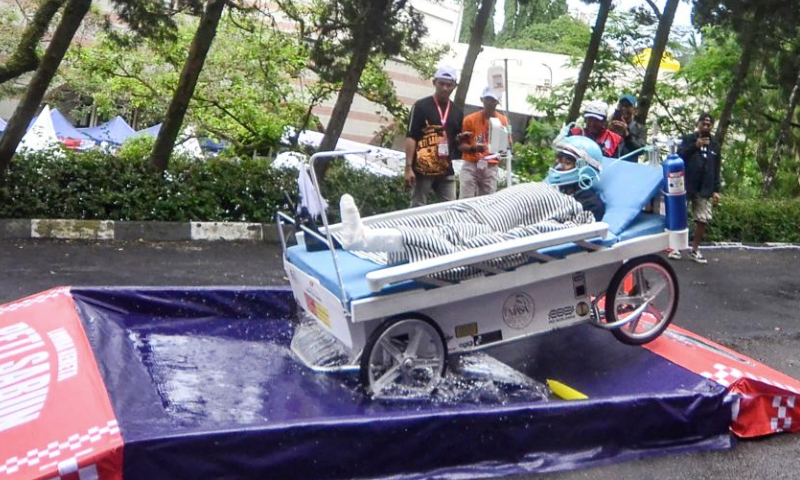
[278,148,684,399]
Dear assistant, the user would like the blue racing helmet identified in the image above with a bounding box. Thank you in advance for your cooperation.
[560,135,603,164]
[545,136,603,190]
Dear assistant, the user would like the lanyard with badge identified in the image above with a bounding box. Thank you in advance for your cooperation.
[433,97,451,159]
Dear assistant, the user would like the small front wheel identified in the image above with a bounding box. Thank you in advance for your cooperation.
[360,316,447,399]
[605,255,679,345]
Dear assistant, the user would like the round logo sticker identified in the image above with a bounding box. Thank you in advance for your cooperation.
[502,293,535,330]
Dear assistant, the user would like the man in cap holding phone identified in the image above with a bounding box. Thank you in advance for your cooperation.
[610,94,647,161]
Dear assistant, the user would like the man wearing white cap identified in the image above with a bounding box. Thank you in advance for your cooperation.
[569,100,622,158]
[458,86,511,198]
[405,65,465,207]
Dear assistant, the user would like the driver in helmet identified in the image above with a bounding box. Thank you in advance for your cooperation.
[546,142,606,221]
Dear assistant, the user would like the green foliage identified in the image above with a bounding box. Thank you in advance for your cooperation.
[674,25,800,199]
[0,148,298,222]
[295,0,427,83]
[58,10,310,154]
[706,198,800,243]
[496,14,589,56]
[4,150,800,244]
[497,0,568,47]
[0,149,409,224]
[458,0,496,45]
[275,0,442,135]
[320,160,408,222]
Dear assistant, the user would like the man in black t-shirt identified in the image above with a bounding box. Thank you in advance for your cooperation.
[405,65,464,207]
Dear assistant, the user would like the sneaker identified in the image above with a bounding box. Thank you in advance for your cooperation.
[667,249,682,260]
[689,250,708,264]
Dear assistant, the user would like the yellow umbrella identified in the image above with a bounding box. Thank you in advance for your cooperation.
[633,48,681,72]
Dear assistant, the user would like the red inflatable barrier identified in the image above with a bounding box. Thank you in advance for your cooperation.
[0,289,122,480]
[645,324,800,437]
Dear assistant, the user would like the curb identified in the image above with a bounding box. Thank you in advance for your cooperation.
[3,219,800,248]
[0,219,289,243]
[706,242,800,250]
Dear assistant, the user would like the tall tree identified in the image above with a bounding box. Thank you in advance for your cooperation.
[318,1,425,154]
[0,0,91,174]
[458,0,496,45]
[150,0,226,172]
[454,0,496,111]
[0,0,67,85]
[634,0,679,124]
[281,0,427,178]
[692,0,789,147]
[567,0,612,123]
[498,0,567,44]
[762,62,800,196]
[62,11,310,154]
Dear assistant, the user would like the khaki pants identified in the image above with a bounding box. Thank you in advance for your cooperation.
[411,174,456,207]
[689,195,713,223]
[459,161,499,199]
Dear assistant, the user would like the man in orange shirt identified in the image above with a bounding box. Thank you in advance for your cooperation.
[458,87,510,199]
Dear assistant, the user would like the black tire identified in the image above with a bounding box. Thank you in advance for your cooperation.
[359,315,447,398]
[606,254,679,345]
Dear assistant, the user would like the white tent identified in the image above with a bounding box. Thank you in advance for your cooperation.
[283,130,405,177]
[173,127,204,159]
[17,105,62,154]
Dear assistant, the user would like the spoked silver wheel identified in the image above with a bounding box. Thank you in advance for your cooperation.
[360,316,447,399]
[606,255,679,345]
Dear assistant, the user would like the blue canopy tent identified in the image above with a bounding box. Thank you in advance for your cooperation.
[136,123,162,137]
[199,136,228,153]
[50,108,93,141]
[49,108,95,149]
[137,123,226,154]
[79,115,135,145]
[0,116,6,134]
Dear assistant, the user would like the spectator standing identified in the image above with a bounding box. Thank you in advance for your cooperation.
[569,100,622,157]
[458,87,511,199]
[670,113,721,264]
[405,65,464,207]
[610,94,647,161]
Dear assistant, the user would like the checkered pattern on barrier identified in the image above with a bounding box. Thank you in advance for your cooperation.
[0,420,119,477]
[701,362,800,393]
[0,287,69,317]
[45,459,98,480]
[771,395,796,432]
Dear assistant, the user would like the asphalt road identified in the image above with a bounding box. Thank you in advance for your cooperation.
[2,239,799,480]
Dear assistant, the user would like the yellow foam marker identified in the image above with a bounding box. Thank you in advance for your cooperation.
[547,379,588,400]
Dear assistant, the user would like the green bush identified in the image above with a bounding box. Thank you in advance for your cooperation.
[0,150,408,223]
[705,198,800,243]
[0,149,298,222]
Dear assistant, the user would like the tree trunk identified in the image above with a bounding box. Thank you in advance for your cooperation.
[149,0,226,173]
[761,63,800,196]
[0,0,67,85]
[0,0,91,174]
[317,0,392,178]
[634,0,678,125]
[315,42,373,179]
[715,27,757,148]
[566,0,612,123]
[454,0,496,111]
